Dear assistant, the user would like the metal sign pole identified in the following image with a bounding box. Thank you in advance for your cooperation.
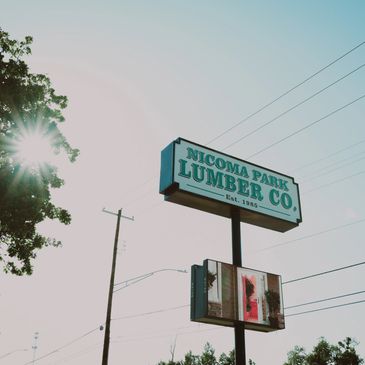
[231,208,246,365]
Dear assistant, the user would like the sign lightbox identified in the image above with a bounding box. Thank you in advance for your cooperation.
[160,138,301,232]
[191,259,285,332]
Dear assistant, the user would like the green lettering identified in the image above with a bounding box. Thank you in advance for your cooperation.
[237,178,249,197]
[260,173,270,185]
[215,158,226,170]
[191,163,205,183]
[252,170,261,181]
[206,168,224,189]
[205,154,215,166]
[250,182,263,201]
[269,189,280,206]
[226,161,239,175]
[186,147,198,161]
[269,176,279,189]
[239,166,249,178]
[224,174,236,192]
[279,179,289,191]
[178,159,191,179]
[198,151,205,164]
[281,193,292,209]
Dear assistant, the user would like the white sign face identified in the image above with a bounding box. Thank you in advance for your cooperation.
[160,138,302,231]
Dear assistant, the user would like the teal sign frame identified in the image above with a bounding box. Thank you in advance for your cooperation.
[160,138,302,232]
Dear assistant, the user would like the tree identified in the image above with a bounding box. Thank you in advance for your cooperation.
[0,28,78,275]
[333,337,364,365]
[200,343,218,365]
[156,343,254,365]
[284,337,364,365]
[218,349,235,365]
[284,346,307,365]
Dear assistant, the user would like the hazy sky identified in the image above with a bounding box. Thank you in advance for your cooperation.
[1,1,365,364]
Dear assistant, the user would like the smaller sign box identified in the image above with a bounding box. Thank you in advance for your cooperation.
[160,138,302,232]
[191,259,285,332]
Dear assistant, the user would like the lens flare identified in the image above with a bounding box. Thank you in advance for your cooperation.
[14,131,53,168]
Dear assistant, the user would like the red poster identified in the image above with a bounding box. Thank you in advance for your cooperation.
[243,275,258,321]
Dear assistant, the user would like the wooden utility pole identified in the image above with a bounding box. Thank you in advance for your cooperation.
[101,208,134,365]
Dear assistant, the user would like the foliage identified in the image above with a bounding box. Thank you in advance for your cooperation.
[245,277,255,312]
[156,337,362,365]
[0,28,78,275]
[207,270,217,289]
[265,289,281,315]
[156,343,254,365]
[283,337,364,365]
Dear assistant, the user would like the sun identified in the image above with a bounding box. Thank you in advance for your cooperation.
[14,130,54,168]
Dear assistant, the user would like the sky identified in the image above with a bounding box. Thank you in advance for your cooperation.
[1,1,365,364]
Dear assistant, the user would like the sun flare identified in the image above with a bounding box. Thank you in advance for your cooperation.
[14,131,54,168]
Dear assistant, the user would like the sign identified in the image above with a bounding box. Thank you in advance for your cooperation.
[160,138,302,232]
[191,259,285,332]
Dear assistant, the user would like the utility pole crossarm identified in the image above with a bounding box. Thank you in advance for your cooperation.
[102,208,134,221]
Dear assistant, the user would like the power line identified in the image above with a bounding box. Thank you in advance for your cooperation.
[133,159,365,220]
[46,296,365,364]
[120,45,365,209]
[33,307,192,364]
[118,42,365,203]
[286,299,365,317]
[136,103,365,218]
[112,326,220,345]
[46,326,220,365]
[30,277,365,364]
[206,40,365,146]
[283,260,365,284]
[112,304,189,321]
[254,218,365,253]
[223,63,365,151]
[290,139,365,174]
[23,327,101,365]
[300,150,365,182]
[303,169,365,194]
[247,94,365,159]
[45,342,103,365]
[113,324,200,340]
[285,290,365,310]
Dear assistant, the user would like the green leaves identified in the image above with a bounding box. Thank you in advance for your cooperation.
[156,343,253,365]
[284,337,363,365]
[0,28,78,275]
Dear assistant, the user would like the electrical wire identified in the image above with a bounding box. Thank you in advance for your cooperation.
[112,304,190,321]
[46,342,103,365]
[133,163,365,219]
[283,260,365,284]
[133,93,365,216]
[15,41,365,365]
[253,218,365,253]
[30,276,365,364]
[222,63,365,151]
[303,169,365,194]
[300,150,365,182]
[45,297,365,364]
[118,42,365,204]
[206,40,365,146]
[290,139,365,174]
[246,94,365,159]
[286,299,365,317]
[22,327,101,365]
[284,290,365,310]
